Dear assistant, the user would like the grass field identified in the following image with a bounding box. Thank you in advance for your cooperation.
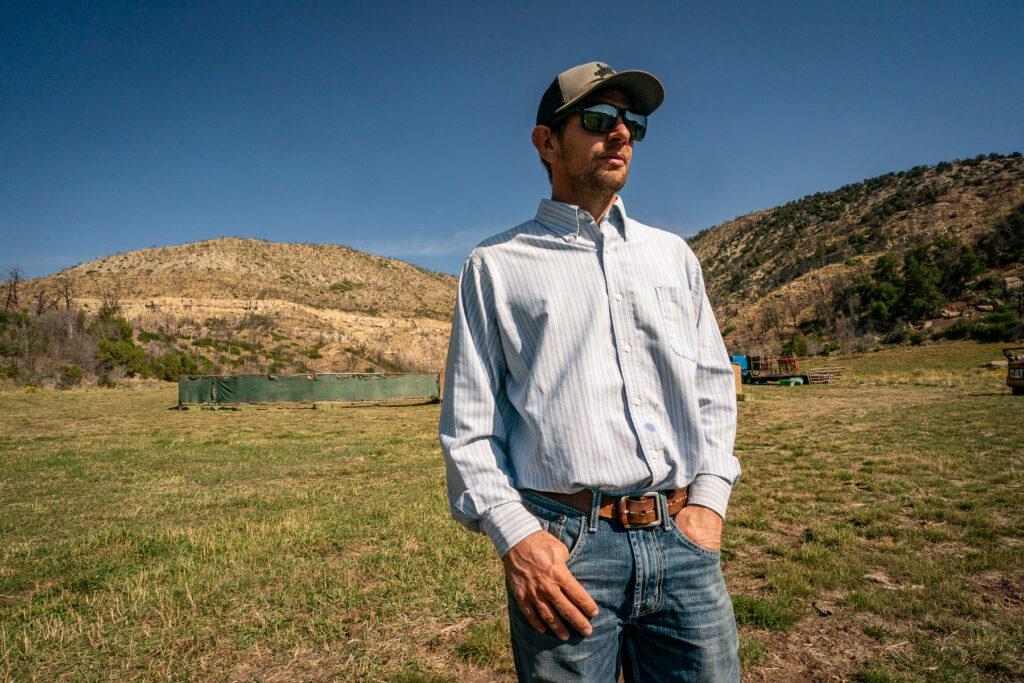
[1,340,1022,681]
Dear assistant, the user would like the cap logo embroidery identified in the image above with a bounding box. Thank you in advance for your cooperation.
[594,64,615,78]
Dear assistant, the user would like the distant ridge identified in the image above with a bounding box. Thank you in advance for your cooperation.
[24,237,457,374]
[688,153,1024,352]
[14,152,1024,380]
[51,236,456,320]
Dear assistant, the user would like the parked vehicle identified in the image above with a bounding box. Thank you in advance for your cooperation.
[729,354,810,385]
[1004,347,1024,395]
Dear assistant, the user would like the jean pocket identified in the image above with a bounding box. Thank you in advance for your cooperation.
[520,492,587,561]
[669,517,722,559]
[655,286,697,360]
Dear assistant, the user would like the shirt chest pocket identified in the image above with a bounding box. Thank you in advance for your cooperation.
[655,286,698,361]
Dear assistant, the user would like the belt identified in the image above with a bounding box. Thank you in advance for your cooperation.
[526,488,688,529]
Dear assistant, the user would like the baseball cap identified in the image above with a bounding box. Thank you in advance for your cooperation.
[536,61,665,126]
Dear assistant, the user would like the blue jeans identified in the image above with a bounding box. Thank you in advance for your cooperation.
[508,489,740,682]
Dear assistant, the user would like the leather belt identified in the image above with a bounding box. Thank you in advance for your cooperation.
[526,488,688,528]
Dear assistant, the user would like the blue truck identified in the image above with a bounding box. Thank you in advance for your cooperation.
[730,354,810,385]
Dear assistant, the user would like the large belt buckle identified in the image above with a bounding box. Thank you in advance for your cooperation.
[617,492,662,528]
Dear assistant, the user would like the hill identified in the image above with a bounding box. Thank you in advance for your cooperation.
[689,153,1024,353]
[14,238,457,381]
[5,152,1024,387]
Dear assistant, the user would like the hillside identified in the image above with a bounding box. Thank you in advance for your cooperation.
[6,153,1024,387]
[19,238,458,378]
[689,153,1024,353]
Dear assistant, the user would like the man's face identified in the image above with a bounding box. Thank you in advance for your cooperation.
[551,88,635,196]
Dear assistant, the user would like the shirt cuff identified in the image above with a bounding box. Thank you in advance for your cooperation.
[480,500,544,557]
[687,474,734,520]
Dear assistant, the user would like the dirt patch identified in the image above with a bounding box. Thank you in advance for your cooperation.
[969,570,1024,609]
[744,616,881,682]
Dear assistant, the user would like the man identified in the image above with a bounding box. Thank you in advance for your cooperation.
[439,61,741,682]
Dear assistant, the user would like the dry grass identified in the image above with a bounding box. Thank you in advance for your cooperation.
[1,341,1022,681]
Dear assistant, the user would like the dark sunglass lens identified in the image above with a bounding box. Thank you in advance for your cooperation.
[624,111,647,141]
[581,104,618,132]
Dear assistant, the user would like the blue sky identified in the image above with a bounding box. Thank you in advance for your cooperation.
[2,1,1022,277]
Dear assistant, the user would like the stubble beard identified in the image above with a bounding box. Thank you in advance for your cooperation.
[566,156,628,207]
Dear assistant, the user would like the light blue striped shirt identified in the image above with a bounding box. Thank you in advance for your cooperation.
[439,197,740,556]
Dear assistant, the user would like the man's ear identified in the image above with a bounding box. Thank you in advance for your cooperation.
[532,125,559,165]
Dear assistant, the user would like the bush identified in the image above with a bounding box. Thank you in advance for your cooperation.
[974,308,1020,342]
[91,311,132,341]
[57,364,83,389]
[882,329,909,345]
[977,202,1024,267]
[150,350,201,381]
[936,318,976,340]
[781,334,808,356]
[97,339,148,376]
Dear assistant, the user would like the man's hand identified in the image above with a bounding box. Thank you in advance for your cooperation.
[673,504,724,550]
[503,530,599,640]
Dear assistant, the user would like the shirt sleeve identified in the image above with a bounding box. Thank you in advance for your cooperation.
[685,253,742,519]
[438,255,542,557]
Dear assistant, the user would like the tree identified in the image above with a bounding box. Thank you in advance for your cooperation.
[4,267,25,311]
[872,253,900,283]
[978,202,1024,267]
[898,253,945,321]
[53,274,76,310]
[33,286,58,316]
[757,299,786,345]
[934,239,984,298]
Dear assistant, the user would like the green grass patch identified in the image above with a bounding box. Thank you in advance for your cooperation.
[2,341,1022,680]
[732,595,800,631]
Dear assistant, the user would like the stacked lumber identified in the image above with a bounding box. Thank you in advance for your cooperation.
[807,367,851,384]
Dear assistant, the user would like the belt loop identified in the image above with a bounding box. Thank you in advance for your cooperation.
[588,489,601,533]
[660,491,672,531]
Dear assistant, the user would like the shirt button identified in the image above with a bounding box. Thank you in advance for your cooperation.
[623,344,631,353]
[566,235,576,242]
[614,293,623,301]
[632,398,641,407]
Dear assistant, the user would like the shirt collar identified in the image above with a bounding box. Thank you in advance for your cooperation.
[535,196,632,243]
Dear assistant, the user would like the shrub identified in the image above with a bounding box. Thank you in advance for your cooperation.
[908,330,928,346]
[974,308,1020,342]
[150,350,201,381]
[57,364,83,389]
[91,311,132,341]
[977,202,1024,267]
[236,313,275,331]
[97,339,148,376]
[329,279,361,293]
[782,334,808,356]
[882,328,909,345]
[936,318,976,340]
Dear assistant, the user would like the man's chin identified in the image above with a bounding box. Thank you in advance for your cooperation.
[592,169,628,193]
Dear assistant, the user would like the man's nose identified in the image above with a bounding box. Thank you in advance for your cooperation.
[607,116,632,142]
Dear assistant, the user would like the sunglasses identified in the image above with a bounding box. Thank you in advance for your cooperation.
[555,103,648,141]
